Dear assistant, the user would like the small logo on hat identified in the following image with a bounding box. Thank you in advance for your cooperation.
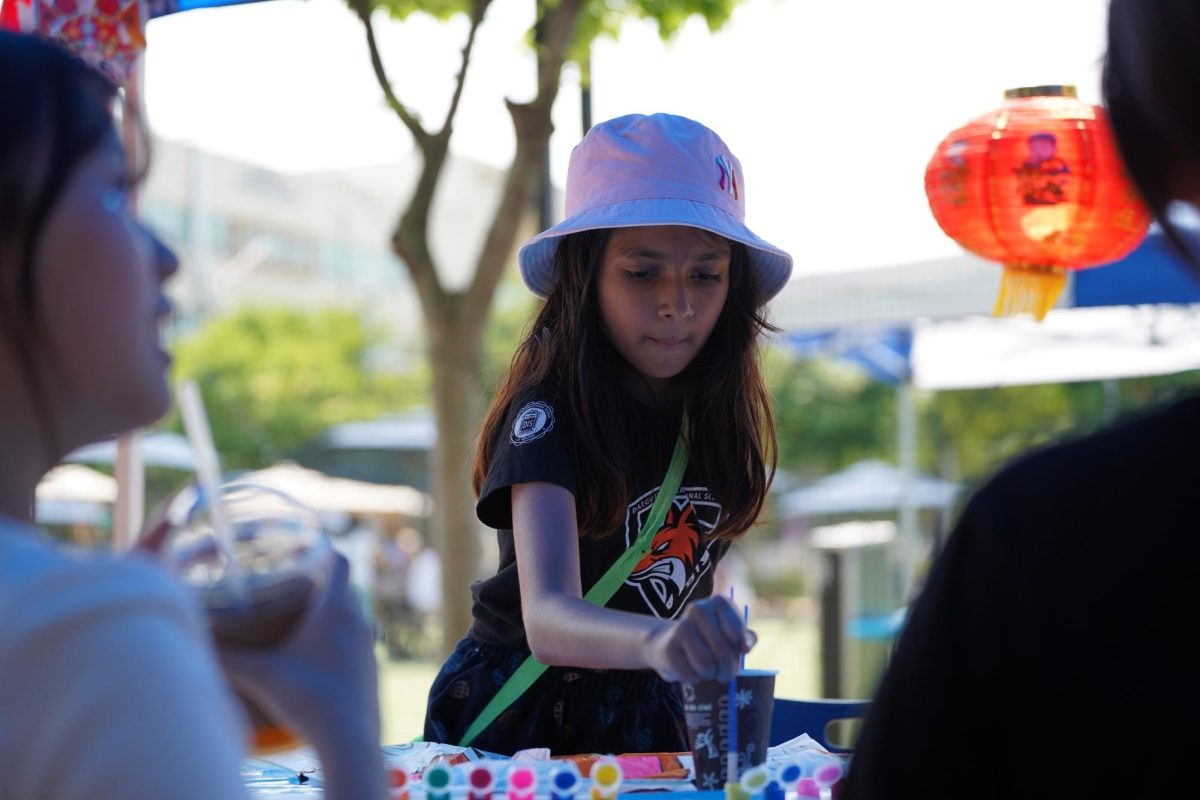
[511,401,556,445]
[715,154,739,200]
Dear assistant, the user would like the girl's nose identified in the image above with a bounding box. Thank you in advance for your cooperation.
[658,275,693,319]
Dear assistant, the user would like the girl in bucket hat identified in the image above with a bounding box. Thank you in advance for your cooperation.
[424,113,793,755]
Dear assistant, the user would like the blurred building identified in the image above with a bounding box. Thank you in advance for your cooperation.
[142,136,531,372]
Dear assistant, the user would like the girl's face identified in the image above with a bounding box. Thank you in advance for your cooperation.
[597,225,730,386]
[29,130,177,450]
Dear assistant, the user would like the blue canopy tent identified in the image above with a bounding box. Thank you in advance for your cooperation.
[1073,229,1200,307]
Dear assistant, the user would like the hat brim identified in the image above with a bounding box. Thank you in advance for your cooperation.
[517,197,793,301]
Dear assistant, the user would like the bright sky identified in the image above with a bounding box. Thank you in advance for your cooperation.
[143,0,1112,276]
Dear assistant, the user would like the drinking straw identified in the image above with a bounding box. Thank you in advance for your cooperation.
[727,587,738,784]
[177,379,245,594]
[741,604,749,670]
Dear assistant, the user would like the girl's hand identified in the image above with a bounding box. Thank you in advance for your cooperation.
[643,594,756,683]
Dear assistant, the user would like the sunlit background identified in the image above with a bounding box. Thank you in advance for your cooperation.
[37,0,1200,743]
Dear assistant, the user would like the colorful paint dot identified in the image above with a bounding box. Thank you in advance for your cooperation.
[470,767,494,790]
[593,763,620,788]
[739,765,770,792]
[426,764,453,790]
[778,764,803,786]
[508,766,536,792]
[551,762,582,797]
[813,762,844,787]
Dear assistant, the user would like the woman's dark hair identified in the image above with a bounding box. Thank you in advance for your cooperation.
[473,228,779,542]
[0,32,120,455]
[1103,0,1200,266]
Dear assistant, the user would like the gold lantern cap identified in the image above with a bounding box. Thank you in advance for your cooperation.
[1004,85,1078,99]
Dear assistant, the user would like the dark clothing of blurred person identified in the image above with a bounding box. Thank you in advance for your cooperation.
[844,394,1200,798]
[845,1,1200,796]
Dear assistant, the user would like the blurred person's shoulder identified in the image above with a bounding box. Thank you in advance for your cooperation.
[988,392,1199,496]
[0,522,205,656]
[966,392,1200,546]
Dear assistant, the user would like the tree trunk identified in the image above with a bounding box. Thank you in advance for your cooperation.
[428,295,486,657]
[358,0,583,659]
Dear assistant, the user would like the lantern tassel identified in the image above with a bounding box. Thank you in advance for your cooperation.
[994,264,1067,321]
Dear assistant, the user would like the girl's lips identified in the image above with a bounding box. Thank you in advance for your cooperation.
[649,337,687,347]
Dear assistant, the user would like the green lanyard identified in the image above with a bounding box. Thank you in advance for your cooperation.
[458,424,690,747]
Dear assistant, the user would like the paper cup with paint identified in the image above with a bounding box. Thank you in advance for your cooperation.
[682,669,776,790]
[161,481,334,754]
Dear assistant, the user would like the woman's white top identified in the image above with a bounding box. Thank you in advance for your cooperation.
[0,522,250,800]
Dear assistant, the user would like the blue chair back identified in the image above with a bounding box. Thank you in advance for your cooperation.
[768,698,870,753]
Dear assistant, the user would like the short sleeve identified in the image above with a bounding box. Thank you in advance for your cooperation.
[477,389,577,529]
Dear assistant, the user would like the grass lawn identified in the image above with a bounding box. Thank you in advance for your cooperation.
[377,612,819,745]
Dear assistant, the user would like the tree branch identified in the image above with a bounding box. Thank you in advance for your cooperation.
[440,0,492,139]
[348,0,429,147]
[463,0,583,325]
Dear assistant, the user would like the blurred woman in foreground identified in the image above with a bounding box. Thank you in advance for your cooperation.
[0,32,386,800]
[844,1,1200,797]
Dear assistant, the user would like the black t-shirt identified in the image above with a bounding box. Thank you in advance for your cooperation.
[469,383,731,649]
[843,393,1200,799]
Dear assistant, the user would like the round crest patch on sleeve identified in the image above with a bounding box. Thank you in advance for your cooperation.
[510,401,556,446]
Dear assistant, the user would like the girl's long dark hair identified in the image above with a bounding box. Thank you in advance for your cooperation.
[473,228,778,541]
[0,33,120,457]
[1103,0,1200,268]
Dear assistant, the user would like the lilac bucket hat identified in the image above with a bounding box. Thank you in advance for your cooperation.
[517,113,793,302]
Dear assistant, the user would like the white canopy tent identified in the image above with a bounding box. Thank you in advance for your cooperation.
[66,430,197,471]
[34,464,118,527]
[911,304,1200,390]
[240,461,432,518]
[781,460,961,519]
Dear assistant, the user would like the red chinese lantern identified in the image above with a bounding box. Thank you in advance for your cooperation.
[925,85,1151,320]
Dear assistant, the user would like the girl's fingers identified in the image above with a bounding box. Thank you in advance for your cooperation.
[677,622,718,680]
[688,603,738,681]
[711,597,748,650]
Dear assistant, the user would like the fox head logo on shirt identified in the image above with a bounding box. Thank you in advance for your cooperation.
[624,487,722,618]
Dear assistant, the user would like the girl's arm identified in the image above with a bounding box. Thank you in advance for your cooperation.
[512,481,749,683]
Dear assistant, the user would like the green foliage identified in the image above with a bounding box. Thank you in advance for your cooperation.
[480,281,539,396]
[925,371,1200,486]
[361,0,740,67]
[572,0,739,62]
[370,0,470,23]
[170,307,429,470]
[765,345,897,477]
[923,382,1100,484]
[769,344,1200,491]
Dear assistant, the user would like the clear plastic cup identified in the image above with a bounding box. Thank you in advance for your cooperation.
[162,481,334,754]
